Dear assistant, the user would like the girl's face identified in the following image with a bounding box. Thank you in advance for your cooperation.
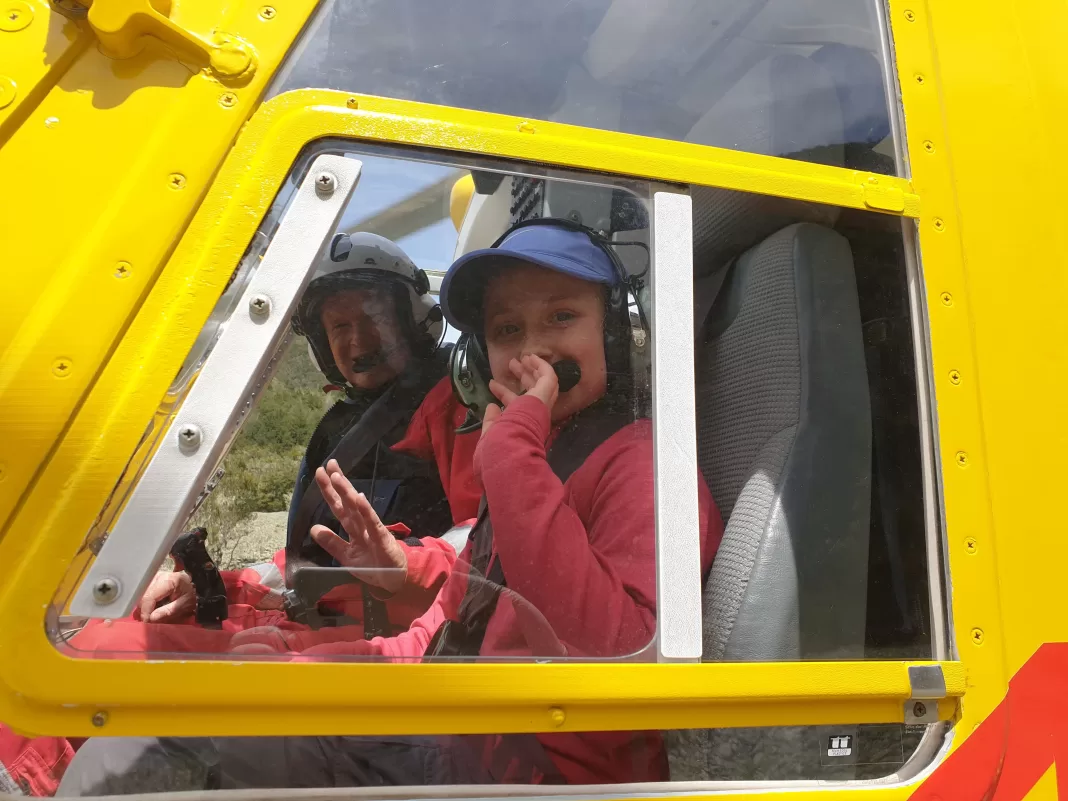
[483,263,608,423]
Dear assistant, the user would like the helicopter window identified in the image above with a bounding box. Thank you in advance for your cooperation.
[269,0,902,175]
[55,147,691,666]
[44,140,945,792]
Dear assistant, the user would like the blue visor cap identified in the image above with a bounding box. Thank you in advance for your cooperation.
[440,223,621,333]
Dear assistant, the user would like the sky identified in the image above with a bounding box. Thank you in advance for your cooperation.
[338,155,458,275]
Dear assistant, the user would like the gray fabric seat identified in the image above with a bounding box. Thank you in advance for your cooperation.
[666,53,872,782]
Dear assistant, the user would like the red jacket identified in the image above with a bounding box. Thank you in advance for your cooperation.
[69,377,479,656]
[0,723,75,796]
[255,395,724,783]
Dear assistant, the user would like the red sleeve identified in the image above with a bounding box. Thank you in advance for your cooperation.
[221,569,274,608]
[238,542,472,658]
[474,396,717,658]
[367,536,457,605]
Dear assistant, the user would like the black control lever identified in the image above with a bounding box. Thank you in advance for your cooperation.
[170,526,228,628]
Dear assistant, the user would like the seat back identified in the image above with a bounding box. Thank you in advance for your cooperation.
[698,223,871,662]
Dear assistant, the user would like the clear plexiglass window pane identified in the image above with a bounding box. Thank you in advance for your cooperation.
[270,0,903,175]
[56,144,706,664]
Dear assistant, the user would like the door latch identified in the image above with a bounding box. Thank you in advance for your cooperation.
[54,0,257,80]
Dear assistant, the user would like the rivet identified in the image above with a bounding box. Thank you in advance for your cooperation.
[549,707,565,727]
[0,2,32,32]
[940,292,953,306]
[923,140,935,153]
[0,75,16,110]
[955,451,969,467]
[346,97,359,109]
[51,358,72,378]
[258,5,276,19]
[933,218,945,232]
[44,116,59,128]
[949,370,961,385]
[903,9,916,21]
[168,173,187,190]
[92,578,120,605]
[971,627,985,645]
[965,537,977,554]
[915,73,926,85]
[177,423,203,452]
[248,293,271,318]
[91,711,108,727]
[219,92,238,108]
[315,172,337,196]
[114,261,131,279]
[517,121,536,133]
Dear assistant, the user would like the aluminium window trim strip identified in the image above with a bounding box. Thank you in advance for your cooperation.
[68,155,364,618]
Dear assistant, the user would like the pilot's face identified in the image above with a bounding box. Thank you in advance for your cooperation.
[320,288,411,390]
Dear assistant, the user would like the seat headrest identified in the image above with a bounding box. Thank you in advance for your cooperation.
[686,53,846,275]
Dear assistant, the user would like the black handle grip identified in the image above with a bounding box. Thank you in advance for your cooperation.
[170,527,228,628]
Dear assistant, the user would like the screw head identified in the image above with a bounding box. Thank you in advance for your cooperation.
[965,537,978,554]
[114,261,131,279]
[923,140,936,153]
[971,627,985,645]
[258,5,276,19]
[346,97,359,109]
[315,172,337,196]
[915,73,925,85]
[949,370,962,385]
[51,358,72,378]
[91,711,108,727]
[168,173,187,190]
[0,2,32,32]
[955,451,969,467]
[940,292,953,306]
[933,218,946,232]
[219,92,237,108]
[92,577,120,605]
[177,424,203,452]
[904,9,916,21]
[549,707,566,727]
[632,329,647,348]
[248,293,271,318]
[912,701,927,718]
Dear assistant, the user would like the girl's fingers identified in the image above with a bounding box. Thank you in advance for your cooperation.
[489,378,519,408]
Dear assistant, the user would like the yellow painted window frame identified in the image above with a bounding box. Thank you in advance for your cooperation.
[0,88,978,749]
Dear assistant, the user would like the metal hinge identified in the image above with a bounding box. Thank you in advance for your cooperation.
[904,665,947,724]
[859,173,907,213]
[51,0,257,80]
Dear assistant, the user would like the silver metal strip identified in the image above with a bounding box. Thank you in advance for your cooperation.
[69,155,363,618]
[650,190,703,661]
[902,219,951,660]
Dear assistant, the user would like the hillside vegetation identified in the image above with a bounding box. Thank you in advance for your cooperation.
[190,338,334,566]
